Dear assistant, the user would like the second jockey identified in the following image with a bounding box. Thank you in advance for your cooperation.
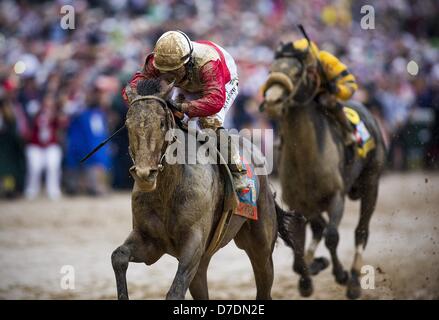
[292,39,358,146]
[122,30,251,192]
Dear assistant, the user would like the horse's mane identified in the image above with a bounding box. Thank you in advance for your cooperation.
[136,78,188,130]
[137,78,162,96]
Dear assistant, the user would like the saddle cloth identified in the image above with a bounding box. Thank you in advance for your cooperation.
[234,161,259,220]
[343,106,376,158]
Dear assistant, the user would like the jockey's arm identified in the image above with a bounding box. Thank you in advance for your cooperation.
[181,60,226,118]
[319,51,358,101]
[122,53,160,104]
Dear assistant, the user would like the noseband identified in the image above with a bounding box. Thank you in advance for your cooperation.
[264,57,321,109]
[285,62,321,107]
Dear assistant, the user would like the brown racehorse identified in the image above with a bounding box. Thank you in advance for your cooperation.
[111,78,285,300]
[261,43,386,299]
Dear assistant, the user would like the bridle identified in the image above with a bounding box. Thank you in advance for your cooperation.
[281,60,321,108]
[296,64,321,105]
[264,49,322,110]
[128,95,177,172]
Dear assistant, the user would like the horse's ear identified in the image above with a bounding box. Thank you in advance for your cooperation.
[124,84,138,104]
[159,80,175,99]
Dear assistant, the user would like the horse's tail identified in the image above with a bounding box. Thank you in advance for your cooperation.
[274,196,306,250]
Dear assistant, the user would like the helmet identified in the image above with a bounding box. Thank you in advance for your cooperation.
[292,38,319,66]
[153,31,193,72]
[293,38,319,55]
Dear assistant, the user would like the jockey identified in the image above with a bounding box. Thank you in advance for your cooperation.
[293,39,358,146]
[122,30,250,191]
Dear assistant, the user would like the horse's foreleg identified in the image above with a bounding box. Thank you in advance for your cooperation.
[307,215,330,275]
[111,230,163,300]
[166,230,204,300]
[347,179,379,299]
[111,244,131,300]
[325,192,349,285]
[189,256,211,300]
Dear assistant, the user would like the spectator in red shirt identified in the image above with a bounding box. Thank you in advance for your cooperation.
[24,95,67,200]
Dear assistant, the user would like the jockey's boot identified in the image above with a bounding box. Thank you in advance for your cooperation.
[217,128,252,193]
[334,104,356,147]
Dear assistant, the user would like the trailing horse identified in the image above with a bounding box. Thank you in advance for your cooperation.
[111,79,282,300]
[261,43,386,299]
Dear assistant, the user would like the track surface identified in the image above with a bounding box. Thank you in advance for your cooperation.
[0,172,438,299]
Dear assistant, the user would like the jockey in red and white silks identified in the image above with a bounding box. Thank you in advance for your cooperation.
[123,34,238,130]
[122,30,251,191]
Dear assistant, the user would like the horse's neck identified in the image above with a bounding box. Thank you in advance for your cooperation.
[282,105,323,163]
[156,163,184,198]
[154,129,198,199]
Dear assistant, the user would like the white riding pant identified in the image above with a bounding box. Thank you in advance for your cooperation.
[25,144,62,200]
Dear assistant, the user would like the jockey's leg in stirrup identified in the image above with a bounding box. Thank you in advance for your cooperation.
[319,91,356,146]
[196,80,252,193]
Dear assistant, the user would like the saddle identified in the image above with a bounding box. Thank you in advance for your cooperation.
[322,101,376,160]
[342,104,376,159]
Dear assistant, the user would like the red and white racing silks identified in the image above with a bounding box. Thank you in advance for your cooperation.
[122,40,238,125]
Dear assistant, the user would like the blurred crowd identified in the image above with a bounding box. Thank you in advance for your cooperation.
[0,0,438,199]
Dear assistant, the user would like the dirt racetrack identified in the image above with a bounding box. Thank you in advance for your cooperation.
[0,172,438,300]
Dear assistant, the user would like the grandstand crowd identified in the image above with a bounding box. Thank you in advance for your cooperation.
[0,0,438,199]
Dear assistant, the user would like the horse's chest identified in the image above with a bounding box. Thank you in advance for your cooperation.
[133,208,166,236]
[280,151,339,213]
[131,197,197,243]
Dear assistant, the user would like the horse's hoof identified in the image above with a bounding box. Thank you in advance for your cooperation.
[335,270,349,285]
[298,277,313,297]
[346,274,362,299]
[309,257,330,275]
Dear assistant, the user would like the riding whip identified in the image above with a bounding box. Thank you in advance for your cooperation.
[80,124,126,163]
[297,24,335,94]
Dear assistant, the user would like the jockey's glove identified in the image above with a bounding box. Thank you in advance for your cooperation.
[175,102,191,114]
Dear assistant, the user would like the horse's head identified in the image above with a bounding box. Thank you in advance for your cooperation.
[124,79,174,192]
[261,42,320,118]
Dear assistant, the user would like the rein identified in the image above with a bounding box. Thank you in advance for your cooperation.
[285,64,321,107]
[80,94,177,168]
[129,95,177,172]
